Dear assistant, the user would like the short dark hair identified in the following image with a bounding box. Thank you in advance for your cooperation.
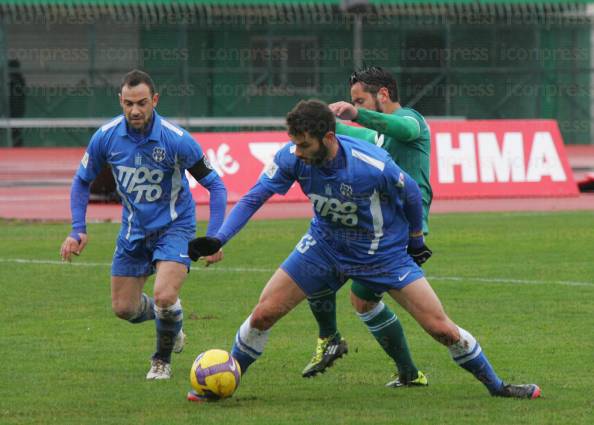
[286,100,336,141]
[349,66,399,102]
[120,69,156,96]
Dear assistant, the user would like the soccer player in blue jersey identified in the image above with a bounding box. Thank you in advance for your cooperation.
[59,70,227,380]
[188,99,541,400]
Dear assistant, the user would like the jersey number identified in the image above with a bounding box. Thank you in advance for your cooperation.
[296,234,317,254]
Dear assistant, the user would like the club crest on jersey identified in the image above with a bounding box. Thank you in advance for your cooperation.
[152,147,166,163]
[134,153,143,167]
[340,183,353,198]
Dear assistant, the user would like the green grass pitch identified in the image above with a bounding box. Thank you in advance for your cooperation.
[1,211,593,424]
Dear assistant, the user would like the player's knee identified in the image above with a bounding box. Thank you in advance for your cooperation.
[153,288,177,308]
[425,320,458,346]
[250,306,279,331]
[349,290,377,314]
[112,302,137,321]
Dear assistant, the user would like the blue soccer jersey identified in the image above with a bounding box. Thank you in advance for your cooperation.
[258,135,412,266]
[76,111,203,241]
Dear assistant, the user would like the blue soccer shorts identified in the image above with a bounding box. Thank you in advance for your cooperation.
[280,233,424,297]
[111,225,194,277]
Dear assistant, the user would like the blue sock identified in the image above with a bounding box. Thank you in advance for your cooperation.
[230,315,269,375]
[153,299,183,363]
[129,293,155,324]
[449,327,504,394]
[231,344,257,374]
[458,350,505,394]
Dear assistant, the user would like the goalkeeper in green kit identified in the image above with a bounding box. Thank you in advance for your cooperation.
[302,66,433,388]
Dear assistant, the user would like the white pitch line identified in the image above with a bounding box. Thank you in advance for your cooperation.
[0,258,112,267]
[0,258,273,273]
[426,275,594,288]
[0,258,592,287]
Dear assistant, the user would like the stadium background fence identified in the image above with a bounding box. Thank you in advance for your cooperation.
[0,0,592,146]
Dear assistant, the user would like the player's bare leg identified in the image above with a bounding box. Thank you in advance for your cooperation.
[387,277,457,344]
[252,268,307,329]
[111,275,150,321]
[387,278,540,398]
[231,268,307,373]
[147,261,188,379]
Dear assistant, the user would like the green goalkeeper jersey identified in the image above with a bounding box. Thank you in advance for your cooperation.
[336,107,432,233]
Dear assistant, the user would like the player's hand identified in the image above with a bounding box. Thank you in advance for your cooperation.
[188,237,222,261]
[60,232,88,262]
[329,101,358,121]
[202,249,224,267]
[407,235,432,266]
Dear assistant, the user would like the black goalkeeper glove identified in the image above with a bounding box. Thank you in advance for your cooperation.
[407,235,432,266]
[188,237,222,261]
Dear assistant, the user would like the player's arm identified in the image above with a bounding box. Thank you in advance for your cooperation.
[60,176,91,262]
[384,161,431,265]
[354,108,420,142]
[401,173,424,237]
[187,182,274,261]
[399,171,432,265]
[186,157,227,266]
[60,131,106,261]
[216,181,273,244]
[335,121,380,145]
[187,157,227,237]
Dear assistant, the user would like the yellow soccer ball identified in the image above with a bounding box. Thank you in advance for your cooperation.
[189,349,241,400]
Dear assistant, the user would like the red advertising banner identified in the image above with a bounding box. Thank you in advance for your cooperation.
[189,120,578,203]
[429,120,578,198]
[187,131,299,204]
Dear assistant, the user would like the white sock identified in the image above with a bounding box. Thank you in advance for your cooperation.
[154,298,183,322]
[234,315,270,359]
[447,326,482,364]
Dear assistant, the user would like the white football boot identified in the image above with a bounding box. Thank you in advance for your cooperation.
[146,359,172,380]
